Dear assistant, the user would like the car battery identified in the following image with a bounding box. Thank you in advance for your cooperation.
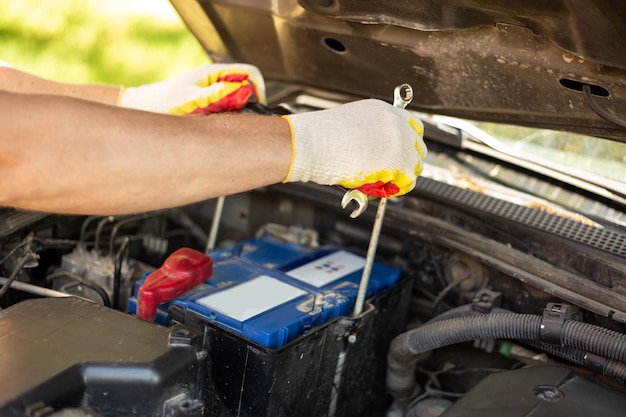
[175,271,412,417]
[216,236,400,298]
[129,235,400,348]
[182,263,351,348]
[129,235,411,416]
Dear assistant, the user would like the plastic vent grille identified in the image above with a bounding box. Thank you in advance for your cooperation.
[415,177,626,258]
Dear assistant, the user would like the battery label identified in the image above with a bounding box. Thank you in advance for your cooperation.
[286,250,365,288]
[195,275,307,322]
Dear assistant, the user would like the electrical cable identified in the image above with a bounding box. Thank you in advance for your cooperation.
[0,252,37,298]
[582,84,626,129]
[0,240,31,267]
[113,237,131,310]
[431,272,470,311]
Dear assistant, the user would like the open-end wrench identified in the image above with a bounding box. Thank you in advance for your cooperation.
[341,84,414,218]
[351,83,413,317]
[341,189,369,219]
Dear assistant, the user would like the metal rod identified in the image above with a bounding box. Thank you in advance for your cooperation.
[205,195,225,252]
[352,198,387,317]
[0,276,72,299]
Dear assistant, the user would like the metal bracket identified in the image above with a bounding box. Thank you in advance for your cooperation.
[471,289,503,314]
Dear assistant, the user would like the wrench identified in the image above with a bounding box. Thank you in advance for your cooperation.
[350,83,414,318]
[340,83,414,218]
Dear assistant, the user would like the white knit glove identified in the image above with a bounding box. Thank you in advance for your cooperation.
[118,63,265,115]
[283,99,427,198]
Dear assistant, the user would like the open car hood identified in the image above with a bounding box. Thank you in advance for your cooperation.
[171,0,626,142]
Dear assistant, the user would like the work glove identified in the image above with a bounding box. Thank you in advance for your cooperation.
[118,63,265,115]
[283,99,427,198]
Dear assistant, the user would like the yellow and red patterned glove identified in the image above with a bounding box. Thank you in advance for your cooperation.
[283,99,427,198]
[118,63,265,115]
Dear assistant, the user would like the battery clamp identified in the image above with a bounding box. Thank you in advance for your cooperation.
[136,248,212,322]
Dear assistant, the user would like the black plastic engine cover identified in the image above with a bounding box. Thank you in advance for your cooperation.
[440,365,626,417]
[0,297,205,417]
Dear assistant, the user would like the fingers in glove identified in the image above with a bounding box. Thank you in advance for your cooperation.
[169,81,253,115]
[351,115,427,198]
[283,99,428,198]
[119,63,266,114]
[194,65,266,104]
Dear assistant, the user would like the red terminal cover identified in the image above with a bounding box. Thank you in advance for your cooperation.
[137,248,213,322]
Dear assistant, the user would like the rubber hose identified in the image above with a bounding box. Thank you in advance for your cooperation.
[425,304,510,323]
[387,313,541,400]
[533,344,626,384]
[605,359,626,383]
[561,320,626,362]
[429,305,626,384]
[387,313,626,402]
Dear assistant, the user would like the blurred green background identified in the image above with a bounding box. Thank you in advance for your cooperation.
[0,0,208,86]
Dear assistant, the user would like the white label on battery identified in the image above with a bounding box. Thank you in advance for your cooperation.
[286,250,365,288]
[195,275,307,322]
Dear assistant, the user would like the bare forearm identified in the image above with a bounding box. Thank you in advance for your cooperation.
[0,67,119,105]
[0,92,291,214]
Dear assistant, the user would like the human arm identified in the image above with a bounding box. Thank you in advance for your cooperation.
[0,92,425,215]
[0,66,119,105]
[0,91,290,214]
[0,63,265,114]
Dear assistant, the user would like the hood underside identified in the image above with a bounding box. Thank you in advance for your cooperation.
[171,0,626,142]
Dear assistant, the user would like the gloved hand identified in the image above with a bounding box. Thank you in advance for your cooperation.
[283,99,427,198]
[118,63,265,115]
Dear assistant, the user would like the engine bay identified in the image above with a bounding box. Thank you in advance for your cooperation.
[1,90,626,417]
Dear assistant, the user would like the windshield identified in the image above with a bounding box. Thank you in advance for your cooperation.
[427,114,626,190]
[422,114,626,226]
[472,122,626,185]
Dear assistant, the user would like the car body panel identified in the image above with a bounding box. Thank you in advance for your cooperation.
[172,0,626,141]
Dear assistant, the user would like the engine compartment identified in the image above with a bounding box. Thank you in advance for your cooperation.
[1,90,626,417]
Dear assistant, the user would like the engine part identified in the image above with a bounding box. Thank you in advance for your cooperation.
[439,365,626,417]
[0,297,205,417]
[386,309,626,410]
[58,246,133,306]
[255,222,319,247]
[408,398,453,417]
